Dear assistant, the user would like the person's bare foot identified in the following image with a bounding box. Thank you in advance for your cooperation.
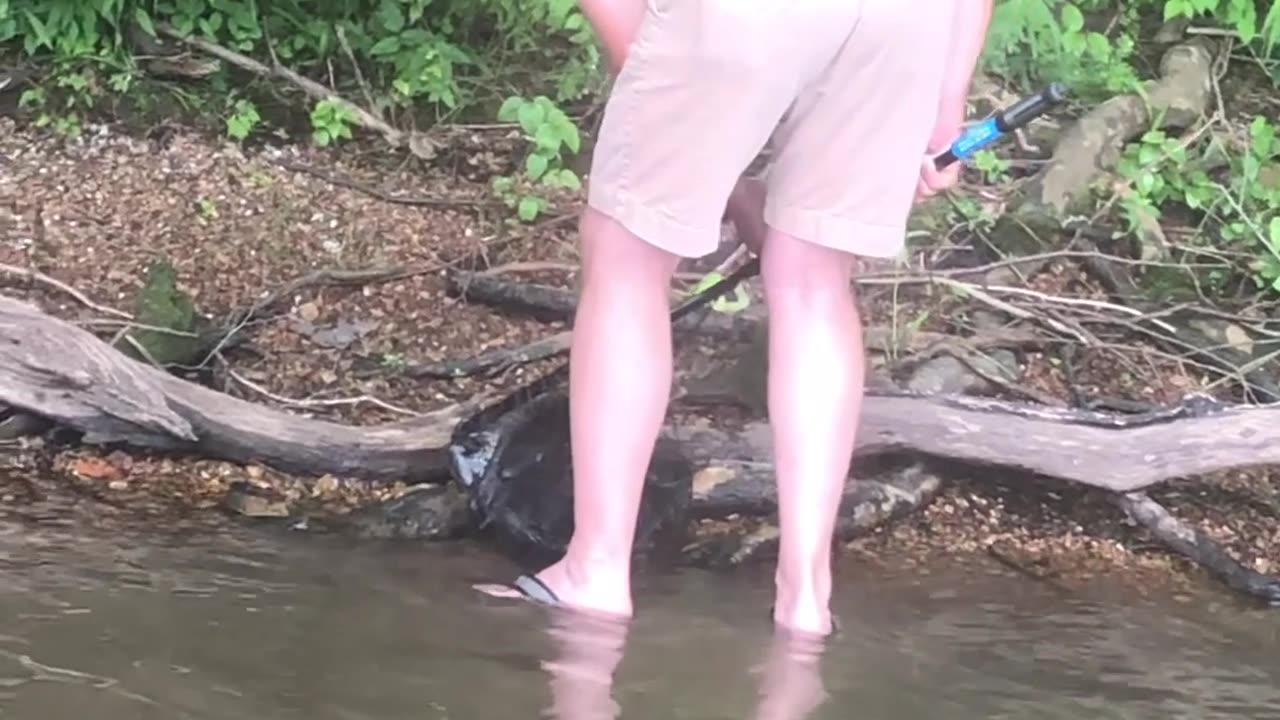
[475,557,634,622]
[533,558,634,620]
[771,597,835,638]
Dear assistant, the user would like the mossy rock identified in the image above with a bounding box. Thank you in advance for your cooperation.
[115,259,215,367]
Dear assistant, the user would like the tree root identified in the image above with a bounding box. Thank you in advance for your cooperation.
[980,41,1216,281]
[1115,492,1280,606]
[155,23,440,160]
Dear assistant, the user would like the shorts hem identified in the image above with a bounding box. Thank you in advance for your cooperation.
[764,201,907,259]
[586,182,721,259]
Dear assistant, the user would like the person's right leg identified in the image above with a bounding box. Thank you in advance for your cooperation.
[758,0,957,635]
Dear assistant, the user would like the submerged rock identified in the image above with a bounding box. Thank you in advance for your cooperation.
[333,483,472,540]
[448,382,693,566]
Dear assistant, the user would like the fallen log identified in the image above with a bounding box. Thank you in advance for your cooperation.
[447,268,759,341]
[0,295,471,484]
[6,292,1280,493]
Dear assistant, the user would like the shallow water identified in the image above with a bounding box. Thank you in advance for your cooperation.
[1,501,1278,719]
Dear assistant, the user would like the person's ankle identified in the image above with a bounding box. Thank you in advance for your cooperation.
[772,562,834,635]
[537,547,634,613]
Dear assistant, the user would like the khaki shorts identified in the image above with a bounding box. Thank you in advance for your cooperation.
[585,0,956,259]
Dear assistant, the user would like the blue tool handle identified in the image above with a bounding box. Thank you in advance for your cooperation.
[933,82,1068,169]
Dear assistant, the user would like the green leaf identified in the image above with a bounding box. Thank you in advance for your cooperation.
[1061,3,1084,33]
[534,122,560,153]
[369,36,401,55]
[134,8,157,36]
[497,96,524,122]
[1269,216,1280,249]
[517,196,540,222]
[378,0,405,33]
[557,169,582,190]
[525,153,549,180]
[555,119,581,154]
[517,102,546,136]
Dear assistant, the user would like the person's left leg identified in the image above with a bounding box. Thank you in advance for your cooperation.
[531,206,681,618]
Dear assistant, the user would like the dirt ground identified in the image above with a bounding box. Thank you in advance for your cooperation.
[1,112,1278,602]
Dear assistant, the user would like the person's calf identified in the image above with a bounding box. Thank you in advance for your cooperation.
[758,229,864,636]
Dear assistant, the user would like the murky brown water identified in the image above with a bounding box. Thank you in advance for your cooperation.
[1,496,1279,719]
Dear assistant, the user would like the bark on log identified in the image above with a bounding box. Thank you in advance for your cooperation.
[667,392,1280,494]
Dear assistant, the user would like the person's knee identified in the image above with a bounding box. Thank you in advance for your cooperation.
[759,228,857,306]
[578,206,680,291]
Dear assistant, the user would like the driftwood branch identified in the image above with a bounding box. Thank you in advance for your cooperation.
[447,269,760,340]
[155,23,439,160]
[1116,493,1280,605]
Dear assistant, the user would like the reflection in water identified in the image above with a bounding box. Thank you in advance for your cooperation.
[541,611,629,720]
[748,630,828,720]
[540,610,831,720]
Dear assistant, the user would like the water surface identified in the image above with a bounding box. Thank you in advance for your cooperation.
[1,493,1278,719]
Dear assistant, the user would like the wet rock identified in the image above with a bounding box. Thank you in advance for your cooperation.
[333,483,473,540]
[683,519,780,568]
[0,405,51,440]
[222,480,291,518]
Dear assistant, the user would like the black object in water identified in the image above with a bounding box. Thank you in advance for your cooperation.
[448,368,693,567]
[446,259,761,565]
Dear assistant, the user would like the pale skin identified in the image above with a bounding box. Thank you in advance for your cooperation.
[532,0,996,636]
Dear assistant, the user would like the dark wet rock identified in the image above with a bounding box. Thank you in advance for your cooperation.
[0,405,52,440]
[448,381,693,567]
[682,460,943,568]
[332,483,473,540]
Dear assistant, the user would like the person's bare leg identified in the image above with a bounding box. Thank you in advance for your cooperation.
[533,206,680,618]
[759,228,863,636]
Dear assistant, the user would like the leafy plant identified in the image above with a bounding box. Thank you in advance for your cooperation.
[493,94,582,221]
